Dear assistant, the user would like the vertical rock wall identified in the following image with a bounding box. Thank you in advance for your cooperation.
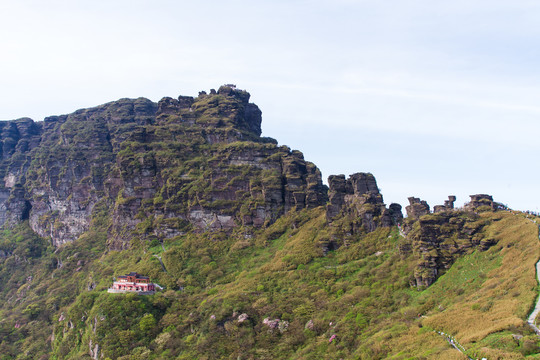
[326,172,402,232]
[0,86,329,248]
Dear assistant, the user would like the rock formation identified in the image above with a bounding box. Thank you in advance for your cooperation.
[465,194,497,211]
[0,85,328,248]
[326,172,402,233]
[405,197,430,219]
[388,203,404,223]
[403,211,494,287]
[433,195,456,213]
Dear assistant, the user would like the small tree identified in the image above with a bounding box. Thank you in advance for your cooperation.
[139,313,157,333]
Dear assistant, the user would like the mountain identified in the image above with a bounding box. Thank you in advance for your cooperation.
[0,85,538,359]
[0,85,327,248]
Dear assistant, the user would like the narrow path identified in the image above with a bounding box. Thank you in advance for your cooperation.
[432,211,540,359]
[526,216,540,335]
[435,331,473,360]
[153,255,168,274]
[527,260,540,335]
[397,224,406,238]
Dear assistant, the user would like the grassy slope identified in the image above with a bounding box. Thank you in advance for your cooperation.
[386,211,540,359]
[1,209,540,359]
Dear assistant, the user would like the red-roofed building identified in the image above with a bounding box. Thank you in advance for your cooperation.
[108,272,156,294]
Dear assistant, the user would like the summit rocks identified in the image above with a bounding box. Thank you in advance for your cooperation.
[0,83,500,283]
[326,172,402,233]
[0,85,327,248]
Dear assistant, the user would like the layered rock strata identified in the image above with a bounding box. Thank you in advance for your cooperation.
[403,211,495,287]
[464,194,500,211]
[405,197,430,219]
[0,85,328,247]
[433,195,456,213]
[326,172,402,232]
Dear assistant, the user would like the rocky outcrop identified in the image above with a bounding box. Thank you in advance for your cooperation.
[433,195,456,213]
[0,85,328,248]
[405,197,430,219]
[326,172,402,233]
[327,173,379,216]
[401,194,500,287]
[464,194,498,211]
[404,211,494,287]
[388,203,404,223]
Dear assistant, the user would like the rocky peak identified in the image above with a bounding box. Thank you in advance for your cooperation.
[0,86,330,248]
[217,84,251,103]
[156,85,262,138]
[178,95,195,109]
[0,118,41,160]
[405,197,430,219]
[349,172,379,196]
[433,195,456,213]
[156,96,194,116]
[326,173,383,220]
[388,203,404,223]
[465,194,498,211]
[326,172,401,233]
[156,97,182,115]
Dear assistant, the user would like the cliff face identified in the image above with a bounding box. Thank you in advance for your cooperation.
[401,195,499,288]
[0,118,42,226]
[0,85,327,247]
[326,172,402,232]
[0,86,498,286]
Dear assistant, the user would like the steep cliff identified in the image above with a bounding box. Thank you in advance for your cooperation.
[400,194,501,287]
[0,85,327,248]
[323,172,402,251]
[0,118,42,226]
[402,210,493,287]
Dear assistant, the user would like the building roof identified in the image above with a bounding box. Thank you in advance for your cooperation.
[118,272,150,280]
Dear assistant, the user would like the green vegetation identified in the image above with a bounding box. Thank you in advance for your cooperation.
[0,209,538,359]
[0,89,539,359]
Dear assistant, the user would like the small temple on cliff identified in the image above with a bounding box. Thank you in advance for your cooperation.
[107,272,157,295]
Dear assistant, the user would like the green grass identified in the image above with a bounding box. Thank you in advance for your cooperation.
[1,209,539,359]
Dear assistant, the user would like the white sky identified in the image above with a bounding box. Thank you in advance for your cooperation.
[1,0,539,211]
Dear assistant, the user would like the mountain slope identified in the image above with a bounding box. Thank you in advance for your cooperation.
[0,86,538,359]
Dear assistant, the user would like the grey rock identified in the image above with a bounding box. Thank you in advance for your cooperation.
[326,172,392,232]
[406,197,430,219]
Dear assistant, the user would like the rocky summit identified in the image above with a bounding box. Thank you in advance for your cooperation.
[0,86,538,360]
[0,85,327,248]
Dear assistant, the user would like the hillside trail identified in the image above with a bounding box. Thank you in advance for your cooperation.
[436,331,473,359]
[397,223,474,358]
[397,224,406,238]
[151,242,169,274]
[527,260,540,335]
[433,212,539,359]
[153,254,168,274]
[525,215,540,335]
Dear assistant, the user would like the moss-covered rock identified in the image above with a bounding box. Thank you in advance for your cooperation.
[0,86,328,248]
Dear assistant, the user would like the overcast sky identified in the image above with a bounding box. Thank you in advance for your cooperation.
[1,0,539,211]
